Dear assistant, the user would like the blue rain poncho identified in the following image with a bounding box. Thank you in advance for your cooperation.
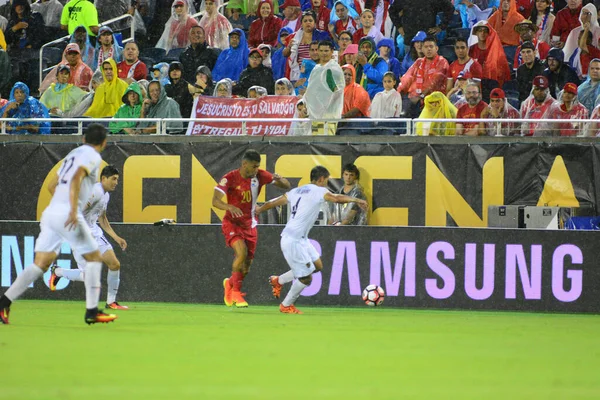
[0,82,50,134]
[212,28,249,82]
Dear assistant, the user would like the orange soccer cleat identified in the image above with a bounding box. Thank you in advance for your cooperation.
[106,302,129,310]
[231,290,248,308]
[279,304,303,314]
[85,310,118,325]
[269,275,282,298]
[0,307,9,324]
[49,265,60,292]
[223,278,233,307]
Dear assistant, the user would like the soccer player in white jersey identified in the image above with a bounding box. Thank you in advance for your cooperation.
[256,166,368,314]
[49,165,129,310]
[0,124,117,325]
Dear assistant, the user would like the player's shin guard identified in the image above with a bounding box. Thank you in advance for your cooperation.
[106,269,120,305]
[281,280,307,307]
[84,261,102,310]
[278,270,295,285]
[4,264,44,301]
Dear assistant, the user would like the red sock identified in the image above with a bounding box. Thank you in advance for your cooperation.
[231,271,244,292]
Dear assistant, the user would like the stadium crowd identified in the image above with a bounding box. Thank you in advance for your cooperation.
[1,0,600,135]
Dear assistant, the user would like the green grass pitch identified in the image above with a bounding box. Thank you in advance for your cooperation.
[2,300,599,400]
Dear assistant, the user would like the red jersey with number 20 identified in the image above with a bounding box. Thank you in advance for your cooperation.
[216,169,274,229]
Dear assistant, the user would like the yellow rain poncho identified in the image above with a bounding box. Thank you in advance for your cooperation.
[415,92,458,136]
[84,58,128,118]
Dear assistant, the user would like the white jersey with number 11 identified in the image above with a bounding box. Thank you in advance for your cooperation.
[282,184,329,240]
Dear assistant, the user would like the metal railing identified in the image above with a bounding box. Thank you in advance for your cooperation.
[39,13,136,89]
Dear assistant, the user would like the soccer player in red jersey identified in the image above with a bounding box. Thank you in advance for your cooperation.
[212,149,291,308]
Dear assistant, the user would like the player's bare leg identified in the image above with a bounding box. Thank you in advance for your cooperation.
[280,275,311,314]
[83,250,117,324]
[103,250,128,310]
[227,239,249,307]
[271,258,323,299]
[0,252,56,324]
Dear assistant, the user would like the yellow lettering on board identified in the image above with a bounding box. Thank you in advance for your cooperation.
[537,155,579,207]
[275,155,341,187]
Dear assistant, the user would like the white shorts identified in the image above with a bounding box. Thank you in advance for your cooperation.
[73,234,113,269]
[35,209,99,256]
[280,235,319,279]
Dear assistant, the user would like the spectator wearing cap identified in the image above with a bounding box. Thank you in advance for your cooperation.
[355,36,387,98]
[469,22,511,89]
[482,88,521,135]
[543,48,579,98]
[388,0,454,50]
[487,0,524,46]
[447,37,483,94]
[513,19,550,70]
[93,26,123,72]
[398,36,449,118]
[282,0,302,32]
[234,48,275,96]
[40,43,94,94]
[517,41,545,101]
[577,59,600,111]
[456,82,488,136]
[447,70,471,106]
[353,10,383,45]
[248,0,282,47]
[520,75,554,135]
[540,82,588,136]
[156,0,200,52]
[400,31,426,76]
[61,0,99,36]
[180,25,221,83]
[117,41,148,83]
[550,0,582,49]
[39,64,87,116]
[165,61,194,119]
[342,43,359,67]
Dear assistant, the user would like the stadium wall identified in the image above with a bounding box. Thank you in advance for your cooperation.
[1,222,597,313]
[0,137,598,227]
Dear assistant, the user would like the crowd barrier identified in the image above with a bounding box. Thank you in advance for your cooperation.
[1,221,597,313]
[1,117,599,137]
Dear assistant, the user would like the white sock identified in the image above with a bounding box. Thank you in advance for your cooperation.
[56,268,84,281]
[278,270,295,285]
[106,269,120,304]
[84,261,102,309]
[282,279,307,307]
[5,264,44,301]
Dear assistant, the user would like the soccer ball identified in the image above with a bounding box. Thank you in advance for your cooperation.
[362,285,385,306]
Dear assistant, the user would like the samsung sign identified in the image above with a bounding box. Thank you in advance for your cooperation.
[0,222,597,313]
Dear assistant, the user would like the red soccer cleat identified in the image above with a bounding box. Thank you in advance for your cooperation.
[85,310,118,325]
[106,302,129,310]
[49,265,60,292]
[269,275,282,298]
[279,304,303,314]
[232,290,248,308]
[0,307,9,324]
[223,278,233,307]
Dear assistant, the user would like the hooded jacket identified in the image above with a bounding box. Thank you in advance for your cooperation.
[235,63,275,96]
[84,58,129,118]
[272,27,293,80]
[0,81,50,134]
[212,28,248,82]
[165,63,194,118]
[138,80,183,133]
[543,48,580,98]
[354,36,387,98]
[342,64,371,117]
[110,82,144,133]
[248,0,283,47]
[376,38,401,80]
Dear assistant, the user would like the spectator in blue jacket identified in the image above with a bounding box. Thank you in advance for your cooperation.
[355,36,388,98]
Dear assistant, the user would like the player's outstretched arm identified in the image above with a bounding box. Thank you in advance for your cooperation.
[324,192,368,210]
[255,194,288,215]
[212,188,243,218]
[99,212,127,250]
[272,173,291,190]
[65,166,88,230]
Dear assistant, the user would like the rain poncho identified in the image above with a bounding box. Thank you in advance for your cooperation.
[329,0,360,28]
[258,44,272,68]
[31,0,63,28]
[487,0,525,46]
[398,52,450,99]
[212,29,249,82]
[93,27,123,71]
[40,43,94,94]
[304,58,345,121]
[586,102,600,136]
[64,69,104,118]
[198,0,233,50]
[156,0,199,52]
[342,64,371,117]
[290,98,312,136]
[576,72,600,112]
[370,87,403,118]
[137,81,183,133]
[415,91,457,136]
[296,58,316,95]
[248,85,268,97]
[0,82,50,134]
[212,78,233,97]
[110,82,144,133]
[271,27,293,80]
[39,80,87,115]
[70,26,95,70]
[468,21,511,86]
[84,58,129,118]
[275,78,295,95]
[563,4,600,77]
[248,0,283,47]
[519,85,554,135]
[376,38,401,80]
[539,88,589,136]
[484,100,520,135]
[151,62,171,86]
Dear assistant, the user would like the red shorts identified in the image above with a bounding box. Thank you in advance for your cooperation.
[221,219,258,259]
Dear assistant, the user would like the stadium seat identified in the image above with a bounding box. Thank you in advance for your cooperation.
[439,45,457,63]
[140,47,166,64]
[454,28,471,39]
[507,96,520,110]
[139,56,154,79]
[42,47,63,67]
[163,48,185,62]
[503,45,517,69]
[502,80,518,93]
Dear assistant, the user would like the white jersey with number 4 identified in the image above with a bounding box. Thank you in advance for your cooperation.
[47,145,102,213]
[282,184,329,239]
[83,182,109,237]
